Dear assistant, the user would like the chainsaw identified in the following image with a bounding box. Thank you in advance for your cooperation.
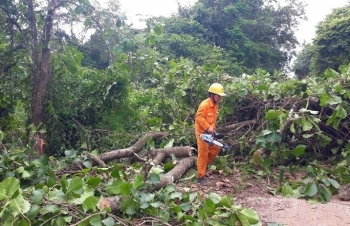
[200,132,230,151]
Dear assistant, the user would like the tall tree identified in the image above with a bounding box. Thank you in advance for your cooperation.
[160,0,306,75]
[0,0,127,152]
[311,5,350,75]
[292,43,315,78]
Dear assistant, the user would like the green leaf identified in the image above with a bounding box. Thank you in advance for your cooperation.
[9,194,31,215]
[303,133,314,138]
[327,178,340,189]
[148,173,160,183]
[87,177,102,188]
[132,174,145,190]
[149,35,156,45]
[140,192,155,203]
[26,205,40,220]
[70,186,94,204]
[111,166,121,179]
[31,190,44,204]
[320,93,342,106]
[151,201,163,208]
[301,119,313,131]
[47,171,57,188]
[203,198,215,214]
[257,84,269,91]
[80,142,88,149]
[170,191,182,199]
[219,196,232,207]
[21,170,31,178]
[318,185,331,203]
[290,145,306,157]
[240,208,260,224]
[236,211,250,226]
[164,138,174,148]
[120,182,133,195]
[207,193,221,204]
[144,37,150,46]
[324,68,340,78]
[0,177,20,200]
[180,203,191,211]
[300,183,317,197]
[83,161,92,168]
[227,213,240,225]
[290,122,295,133]
[89,214,102,226]
[39,154,49,166]
[282,183,294,197]
[82,196,98,212]
[265,110,283,120]
[105,179,124,195]
[121,198,136,215]
[150,165,164,174]
[163,162,174,172]
[40,205,60,215]
[102,217,115,226]
[335,105,347,119]
[153,26,162,35]
[68,177,83,193]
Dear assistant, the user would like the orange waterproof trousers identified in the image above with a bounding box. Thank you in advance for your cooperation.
[196,132,220,178]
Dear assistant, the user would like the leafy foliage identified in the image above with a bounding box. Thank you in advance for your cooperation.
[159,0,306,75]
[0,150,261,225]
[292,43,315,78]
[311,6,350,75]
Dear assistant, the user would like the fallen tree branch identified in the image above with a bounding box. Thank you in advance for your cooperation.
[218,119,257,132]
[86,153,108,179]
[86,153,107,167]
[153,156,196,190]
[142,146,193,178]
[56,132,169,174]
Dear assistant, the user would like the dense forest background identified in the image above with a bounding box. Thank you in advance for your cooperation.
[1,0,350,225]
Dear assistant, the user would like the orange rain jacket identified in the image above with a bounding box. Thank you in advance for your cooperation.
[195,98,221,178]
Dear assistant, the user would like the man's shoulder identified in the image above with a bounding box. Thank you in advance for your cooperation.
[198,98,210,107]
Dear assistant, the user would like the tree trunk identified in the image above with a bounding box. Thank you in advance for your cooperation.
[27,0,60,154]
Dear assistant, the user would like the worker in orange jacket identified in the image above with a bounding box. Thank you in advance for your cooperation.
[195,83,226,184]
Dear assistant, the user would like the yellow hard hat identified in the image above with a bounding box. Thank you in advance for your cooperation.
[208,83,226,96]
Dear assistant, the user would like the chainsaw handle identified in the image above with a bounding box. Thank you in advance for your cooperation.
[204,130,224,139]
[206,126,215,134]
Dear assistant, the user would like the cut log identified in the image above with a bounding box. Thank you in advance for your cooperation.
[142,146,193,177]
[153,156,196,190]
[151,146,192,164]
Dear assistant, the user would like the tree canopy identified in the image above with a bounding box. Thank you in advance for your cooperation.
[157,0,306,75]
[293,5,350,76]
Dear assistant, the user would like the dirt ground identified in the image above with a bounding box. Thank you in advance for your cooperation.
[177,169,350,226]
